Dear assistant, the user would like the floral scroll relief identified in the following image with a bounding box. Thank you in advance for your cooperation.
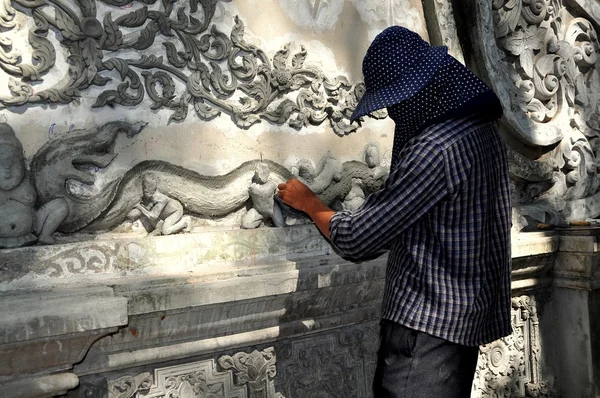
[0,0,384,135]
[473,1,600,225]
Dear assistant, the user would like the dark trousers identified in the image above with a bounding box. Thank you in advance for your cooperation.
[373,319,479,398]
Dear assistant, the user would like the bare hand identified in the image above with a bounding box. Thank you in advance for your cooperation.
[277,179,318,213]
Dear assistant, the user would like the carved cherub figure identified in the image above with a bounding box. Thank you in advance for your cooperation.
[342,178,366,211]
[242,163,284,229]
[0,123,68,248]
[128,172,191,235]
[364,143,388,180]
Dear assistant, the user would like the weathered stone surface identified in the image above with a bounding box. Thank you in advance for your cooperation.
[544,288,596,397]
[0,225,333,288]
[511,232,559,258]
[0,287,127,377]
[0,287,127,344]
[559,235,599,253]
[3,373,79,398]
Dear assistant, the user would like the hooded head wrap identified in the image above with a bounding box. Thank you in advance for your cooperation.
[352,26,502,168]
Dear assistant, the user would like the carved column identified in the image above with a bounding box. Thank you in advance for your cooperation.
[550,230,600,397]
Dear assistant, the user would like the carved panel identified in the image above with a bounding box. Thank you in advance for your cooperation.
[473,296,553,397]
[422,0,465,63]
[470,0,600,226]
[106,349,284,398]
[0,0,384,135]
[275,322,379,398]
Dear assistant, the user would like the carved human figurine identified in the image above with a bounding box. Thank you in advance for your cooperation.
[242,163,284,229]
[342,179,366,211]
[128,172,191,235]
[364,143,388,180]
[0,123,68,248]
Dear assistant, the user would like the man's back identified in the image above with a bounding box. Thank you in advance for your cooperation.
[382,115,512,346]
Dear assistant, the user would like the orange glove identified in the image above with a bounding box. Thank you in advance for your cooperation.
[278,179,335,239]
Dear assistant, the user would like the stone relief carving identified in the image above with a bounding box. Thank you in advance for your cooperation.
[127,172,192,236]
[0,121,144,247]
[421,0,464,63]
[242,163,285,229]
[218,347,284,398]
[472,1,600,228]
[0,123,67,248]
[108,372,152,398]
[0,0,384,135]
[350,0,423,33]
[473,295,553,397]
[106,348,283,398]
[1,119,386,245]
[275,323,379,398]
[86,145,386,234]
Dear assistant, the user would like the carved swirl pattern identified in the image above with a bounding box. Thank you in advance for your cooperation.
[477,1,600,225]
[493,0,599,131]
[0,0,384,135]
[105,350,283,398]
[472,296,553,397]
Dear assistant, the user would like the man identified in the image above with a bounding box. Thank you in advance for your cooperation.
[277,26,512,397]
[128,172,191,235]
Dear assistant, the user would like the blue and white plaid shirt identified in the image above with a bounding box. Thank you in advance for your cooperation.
[329,115,512,346]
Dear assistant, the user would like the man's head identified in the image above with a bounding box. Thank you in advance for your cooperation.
[350,26,447,121]
[141,173,157,198]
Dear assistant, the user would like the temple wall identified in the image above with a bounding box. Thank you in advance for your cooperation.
[1,0,600,397]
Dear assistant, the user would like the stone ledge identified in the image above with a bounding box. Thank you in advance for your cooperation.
[559,235,599,253]
[0,225,331,289]
[511,232,559,259]
[0,287,128,380]
[79,306,380,375]
[2,372,79,398]
[0,286,128,344]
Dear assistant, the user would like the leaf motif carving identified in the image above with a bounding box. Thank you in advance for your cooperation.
[194,98,220,121]
[0,2,379,134]
[262,99,299,125]
[163,42,187,68]
[19,31,55,81]
[132,22,159,50]
[168,97,189,124]
[79,0,97,18]
[101,13,123,51]
[292,46,307,69]
[115,6,148,28]
[54,7,85,41]
[495,0,522,38]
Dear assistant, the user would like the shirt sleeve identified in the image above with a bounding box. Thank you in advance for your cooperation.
[329,139,449,262]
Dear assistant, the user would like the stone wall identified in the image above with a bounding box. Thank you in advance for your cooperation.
[1,0,600,397]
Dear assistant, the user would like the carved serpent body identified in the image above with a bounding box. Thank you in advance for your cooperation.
[84,160,294,232]
[30,120,386,233]
[83,159,386,233]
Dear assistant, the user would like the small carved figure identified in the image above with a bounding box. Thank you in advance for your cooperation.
[242,163,284,229]
[364,143,388,181]
[342,179,366,211]
[128,173,191,235]
[0,123,68,248]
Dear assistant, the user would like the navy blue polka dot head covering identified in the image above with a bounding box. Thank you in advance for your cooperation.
[350,26,448,121]
[352,26,503,168]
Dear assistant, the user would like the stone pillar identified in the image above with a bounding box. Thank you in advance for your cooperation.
[550,232,600,397]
